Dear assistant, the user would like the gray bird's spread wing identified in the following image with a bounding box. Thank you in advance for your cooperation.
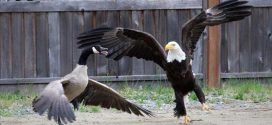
[32,80,75,124]
[74,79,154,117]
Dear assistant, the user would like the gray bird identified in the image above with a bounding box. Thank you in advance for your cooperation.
[32,45,153,125]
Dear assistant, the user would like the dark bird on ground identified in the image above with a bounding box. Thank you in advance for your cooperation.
[76,0,252,124]
[32,45,153,125]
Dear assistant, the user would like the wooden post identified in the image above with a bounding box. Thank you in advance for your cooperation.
[203,0,221,88]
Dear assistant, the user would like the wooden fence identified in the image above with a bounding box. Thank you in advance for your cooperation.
[0,0,272,84]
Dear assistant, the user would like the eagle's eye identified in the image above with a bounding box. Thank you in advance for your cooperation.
[172,43,176,46]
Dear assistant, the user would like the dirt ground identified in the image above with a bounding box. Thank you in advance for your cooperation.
[1,101,272,125]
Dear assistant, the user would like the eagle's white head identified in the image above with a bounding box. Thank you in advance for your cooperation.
[165,41,186,62]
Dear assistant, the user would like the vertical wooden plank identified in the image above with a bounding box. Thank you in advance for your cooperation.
[119,10,132,75]
[179,9,193,39]
[48,12,60,77]
[224,22,240,73]
[11,13,24,78]
[106,11,119,76]
[263,8,272,72]
[143,10,156,74]
[220,23,229,73]
[204,0,220,88]
[72,12,84,70]
[84,12,96,76]
[239,11,251,72]
[0,13,12,78]
[167,10,180,42]
[220,14,230,74]
[250,8,264,72]
[60,12,73,76]
[36,13,49,77]
[131,10,144,75]
[154,10,165,74]
[24,13,36,78]
[95,11,108,76]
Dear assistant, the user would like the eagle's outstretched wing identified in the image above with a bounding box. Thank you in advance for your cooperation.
[182,0,252,56]
[77,27,167,70]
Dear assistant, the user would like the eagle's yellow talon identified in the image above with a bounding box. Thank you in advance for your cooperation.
[202,103,210,111]
[183,115,191,124]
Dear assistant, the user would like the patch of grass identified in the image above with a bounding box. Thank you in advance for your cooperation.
[120,79,272,106]
[204,79,272,103]
[0,91,35,117]
[1,79,272,117]
[79,105,101,113]
[0,109,13,117]
[189,92,198,101]
[119,84,174,107]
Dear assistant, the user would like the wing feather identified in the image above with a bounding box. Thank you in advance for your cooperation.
[77,27,167,70]
[181,0,252,56]
[32,80,75,124]
[74,79,154,117]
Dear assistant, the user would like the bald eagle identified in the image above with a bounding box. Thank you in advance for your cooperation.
[77,0,252,124]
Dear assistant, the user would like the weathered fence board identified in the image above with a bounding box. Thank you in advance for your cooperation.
[0,13,12,78]
[0,0,272,84]
[1,72,272,85]
[263,8,272,72]
[36,13,49,77]
[60,12,73,76]
[0,0,202,12]
[221,7,272,73]
[0,0,270,12]
[251,8,264,72]
[154,10,166,74]
[72,12,84,69]
[23,13,36,78]
[48,12,61,77]
[222,0,272,8]
[11,13,24,78]
[0,0,270,13]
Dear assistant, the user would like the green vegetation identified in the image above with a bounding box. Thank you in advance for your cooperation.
[1,79,272,117]
[120,84,174,106]
[0,91,101,117]
[0,91,34,117]
[206,79,272,103]
[79,105,101,113]
[193,79,272,103]
[120,79,272,106]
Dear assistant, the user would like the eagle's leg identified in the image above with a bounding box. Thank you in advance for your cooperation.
[193,83,210,111]
[174,91,191,124]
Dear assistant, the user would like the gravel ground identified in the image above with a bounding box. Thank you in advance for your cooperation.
[1,100,272,125]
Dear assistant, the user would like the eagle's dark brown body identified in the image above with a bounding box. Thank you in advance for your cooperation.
[166,60,205,117]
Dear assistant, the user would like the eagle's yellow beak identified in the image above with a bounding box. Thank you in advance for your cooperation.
[165,43,174,51]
